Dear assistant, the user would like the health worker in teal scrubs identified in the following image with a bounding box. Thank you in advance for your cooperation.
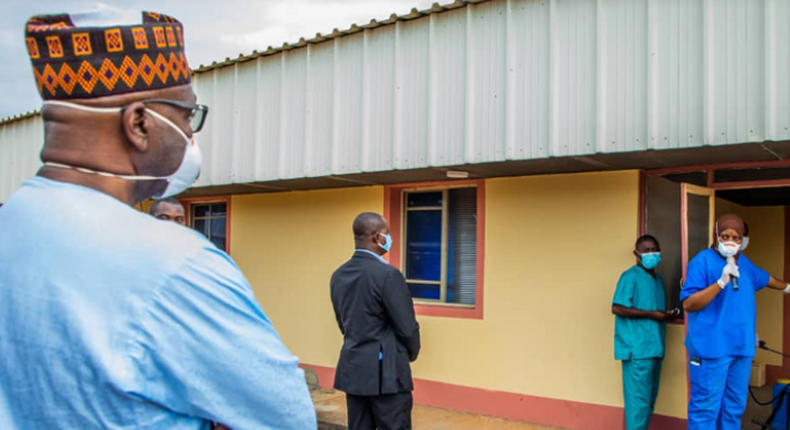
[682,214,790,430]
[612,234,676,430]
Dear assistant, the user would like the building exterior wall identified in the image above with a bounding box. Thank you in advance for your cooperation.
[0,115,42,204]
[472,170,686,419]
[187,0,790,188]
[5,0,790,203]
[229,186,383,369]
[225,170,690,426]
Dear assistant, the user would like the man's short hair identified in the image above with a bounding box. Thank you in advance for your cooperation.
[635,234,659,249]
[353,212,384,240]
[150,198,184,216]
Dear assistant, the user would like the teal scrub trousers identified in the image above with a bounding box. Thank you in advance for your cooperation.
[622,357,662,430]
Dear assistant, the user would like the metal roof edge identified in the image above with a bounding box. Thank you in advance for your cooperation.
[1,0,491,122]
[191,0,491,74]
[0,110,40,127]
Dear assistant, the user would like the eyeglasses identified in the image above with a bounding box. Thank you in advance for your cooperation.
[140,99,209,134]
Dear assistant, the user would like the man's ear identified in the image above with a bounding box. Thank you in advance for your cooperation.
[122,102,149,152]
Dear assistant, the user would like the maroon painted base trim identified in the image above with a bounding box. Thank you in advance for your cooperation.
[301,363,686,430]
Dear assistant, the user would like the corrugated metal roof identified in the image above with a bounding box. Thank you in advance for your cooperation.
[0,0,492,126]
[0,110,40,127]
[189,0,493,74]
[188,0,790,188]
[0,114,43,202]
[2,0,790,202]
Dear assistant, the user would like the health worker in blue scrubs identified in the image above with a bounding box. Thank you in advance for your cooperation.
[682,214,790,430]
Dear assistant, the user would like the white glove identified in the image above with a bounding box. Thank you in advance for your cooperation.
[718,263,740,289]
[783,283,790,295]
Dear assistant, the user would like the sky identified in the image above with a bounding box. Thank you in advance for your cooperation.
[0,0,435,119]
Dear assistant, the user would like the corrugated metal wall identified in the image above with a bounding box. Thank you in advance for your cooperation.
[2,0,790,200]
[0,115,43,204]
[190,0,790,187]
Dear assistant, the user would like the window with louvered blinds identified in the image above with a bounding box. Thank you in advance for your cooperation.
[403,187,477,305]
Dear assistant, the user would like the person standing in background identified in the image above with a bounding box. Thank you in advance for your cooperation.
[331,212,421,430]
[150,197,186,225]
[612,234,674,430]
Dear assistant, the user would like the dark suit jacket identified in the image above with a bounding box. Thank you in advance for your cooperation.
[331,251,421,396]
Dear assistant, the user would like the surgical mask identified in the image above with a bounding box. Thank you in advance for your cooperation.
[377,233,392,253]
[717,241,741,258]
[640,252,662,270]
[740,236,750,251]
[41,100,202,199]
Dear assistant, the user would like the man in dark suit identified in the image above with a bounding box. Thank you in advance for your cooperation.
[331,212,421,430]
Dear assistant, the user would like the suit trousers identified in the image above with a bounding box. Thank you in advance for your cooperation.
[346,392,413,430]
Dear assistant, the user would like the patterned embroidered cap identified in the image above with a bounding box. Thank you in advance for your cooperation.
[25,11,191,100]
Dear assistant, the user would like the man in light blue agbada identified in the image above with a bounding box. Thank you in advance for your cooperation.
[0,11,315,430]
[612,235,675,430]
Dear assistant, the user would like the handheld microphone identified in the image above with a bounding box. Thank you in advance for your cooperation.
[727,256,739,290]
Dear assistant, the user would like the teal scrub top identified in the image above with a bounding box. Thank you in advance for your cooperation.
[612,265,667,360]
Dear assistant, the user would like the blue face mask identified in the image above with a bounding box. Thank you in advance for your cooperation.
[640,252,662,270]
[377,233,392,253]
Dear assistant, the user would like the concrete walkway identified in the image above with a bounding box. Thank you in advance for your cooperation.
[312,389,566,430]
[312,385,778,430]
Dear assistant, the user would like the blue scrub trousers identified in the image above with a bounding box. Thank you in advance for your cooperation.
[688,355,752,430]
[622,358,662,430]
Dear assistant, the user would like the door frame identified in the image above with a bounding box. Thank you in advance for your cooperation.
[641,160,790,235]
[680,183,715,280]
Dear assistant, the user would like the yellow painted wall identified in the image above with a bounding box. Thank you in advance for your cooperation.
[135,200,154,214]
[716,199,785,366]
[407,170,687,418]
[230,187,383,368]
[227,171,690,419]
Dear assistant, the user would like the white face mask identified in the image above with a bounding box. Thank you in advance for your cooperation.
[41,100,202,199]
[717,241,741,258]
[740,236,750,251]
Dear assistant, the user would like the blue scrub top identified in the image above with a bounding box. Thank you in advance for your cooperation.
[0,177,316,430]
[612,265,667,360]
[681,248,770,359]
